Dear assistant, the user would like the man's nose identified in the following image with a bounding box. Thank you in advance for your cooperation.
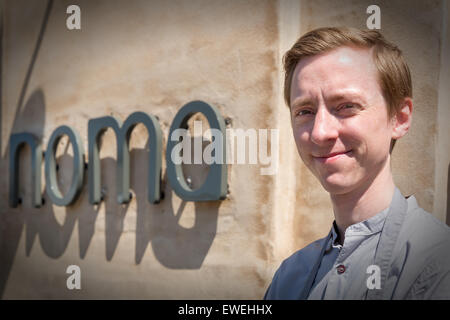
[310,107,339,145]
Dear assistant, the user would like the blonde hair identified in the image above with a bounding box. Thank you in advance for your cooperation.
[284,27,412,120]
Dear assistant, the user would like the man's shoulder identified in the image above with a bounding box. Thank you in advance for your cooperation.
[264,234,329,299]
[402,196,450,249]
[280,235,329,270]
[391,196,450,299]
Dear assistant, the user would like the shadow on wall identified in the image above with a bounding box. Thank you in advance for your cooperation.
[1,94,221,298]
[133,153,220,267]
[0,0,220,298]
[91,129,220,266]
[447,162,450,227]
[100,145,220,267]
[0,90,45,297]
[0,89,87,294]
[1,97,221,298]
[0,0,54,298]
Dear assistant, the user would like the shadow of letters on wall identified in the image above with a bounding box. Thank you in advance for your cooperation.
[1,97,227,298]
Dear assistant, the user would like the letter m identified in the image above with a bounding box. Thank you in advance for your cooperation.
[88,112,162,204]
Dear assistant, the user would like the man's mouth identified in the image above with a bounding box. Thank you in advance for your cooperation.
[313,150,352,163]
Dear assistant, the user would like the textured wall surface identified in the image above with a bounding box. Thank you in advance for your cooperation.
[0,0,448,299]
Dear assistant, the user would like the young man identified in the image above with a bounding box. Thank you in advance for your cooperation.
[264,27,450,300]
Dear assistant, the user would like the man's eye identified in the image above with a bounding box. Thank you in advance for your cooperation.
[295,109,313,117]
[337,103,359,112]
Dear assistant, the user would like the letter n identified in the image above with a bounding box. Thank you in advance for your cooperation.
[9,133,43,208]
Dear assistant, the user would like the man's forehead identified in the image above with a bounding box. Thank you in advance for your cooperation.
[290,46,378,99]
[293,46,375,78]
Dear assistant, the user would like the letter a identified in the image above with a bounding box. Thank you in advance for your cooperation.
[66,265,81,290]
[366,265,381,289]
[366,5,381,30]
[66,5,81,30]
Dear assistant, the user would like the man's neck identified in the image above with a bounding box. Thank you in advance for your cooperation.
[330,161,395,246]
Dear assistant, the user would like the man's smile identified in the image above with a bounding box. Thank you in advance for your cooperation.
[312,150,353,164]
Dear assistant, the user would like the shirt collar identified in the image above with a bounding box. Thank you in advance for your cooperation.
[329,206,390,248]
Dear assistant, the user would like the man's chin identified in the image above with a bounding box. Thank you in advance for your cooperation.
[318,176,356,195]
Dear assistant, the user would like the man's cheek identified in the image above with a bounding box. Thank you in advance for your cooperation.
[295,138,307,154]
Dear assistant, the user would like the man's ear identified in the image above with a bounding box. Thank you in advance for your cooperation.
[391,97,413,140]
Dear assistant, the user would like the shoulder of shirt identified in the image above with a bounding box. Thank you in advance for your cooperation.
[264,234,329,299]
[404,196,450,241]
[399,196,450,263]
[394,196,450,298]
[277,234,329,273]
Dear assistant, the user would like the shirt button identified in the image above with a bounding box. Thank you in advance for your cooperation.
[336,264,346,274]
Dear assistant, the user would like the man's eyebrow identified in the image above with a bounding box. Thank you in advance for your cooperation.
[326,91,367,105]
[290,91,368,109]
[290,98,314,110]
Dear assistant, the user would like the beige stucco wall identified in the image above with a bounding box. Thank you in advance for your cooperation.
[0,0,448,299]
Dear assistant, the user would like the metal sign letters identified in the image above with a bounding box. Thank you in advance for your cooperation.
[9,101,227,208]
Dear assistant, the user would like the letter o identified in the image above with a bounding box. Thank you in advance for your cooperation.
[166,101,227,201]
[45,125,85,206]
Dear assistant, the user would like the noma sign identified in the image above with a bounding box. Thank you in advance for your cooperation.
[9,101,228,208]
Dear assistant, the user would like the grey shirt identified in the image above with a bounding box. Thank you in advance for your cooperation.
[308,208,389,299]
[264,187,450,299]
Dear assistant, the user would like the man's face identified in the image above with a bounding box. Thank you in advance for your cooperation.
[290,46,395,195]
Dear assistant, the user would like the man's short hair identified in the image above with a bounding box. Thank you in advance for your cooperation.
[283,27,412,120]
